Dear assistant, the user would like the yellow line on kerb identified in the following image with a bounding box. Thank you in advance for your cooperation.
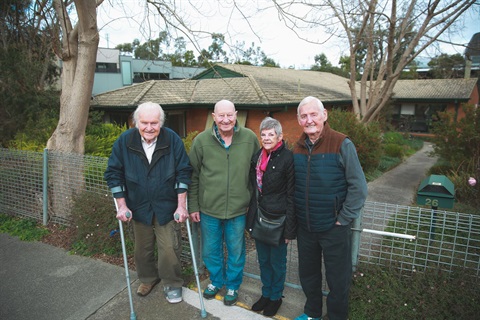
[213,294,291,320]
[190,287,291,320]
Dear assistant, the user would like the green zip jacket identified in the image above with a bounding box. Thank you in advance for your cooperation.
[188,124,260,219]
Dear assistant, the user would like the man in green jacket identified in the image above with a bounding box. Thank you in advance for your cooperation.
[188,99,260,306]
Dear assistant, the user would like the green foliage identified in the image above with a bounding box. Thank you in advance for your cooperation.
[430,104,480,208]
[328,109,383,173]
[85,123,128,157]
[382,131,406,145]
[70,192,134,256]
[350,265,480,319]
[8,108,59,151]
[383,143,404,158]
[311,53,350,78]
[428,53,465,79]
[183,131,199,154]
[431,104,480,169]
[8,109,128,157]
[445,162,480,209]
[0,2,60,146]
[0,214,49,241]
[428,159,453,176]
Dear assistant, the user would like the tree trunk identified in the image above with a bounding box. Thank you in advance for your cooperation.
[46,0,101,220]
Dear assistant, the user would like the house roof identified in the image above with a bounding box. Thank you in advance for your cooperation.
[91,63,478,110]
[391,78,478,101]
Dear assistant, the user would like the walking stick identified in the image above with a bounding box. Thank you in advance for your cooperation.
[114,198,137,320]
[175,213,207,318]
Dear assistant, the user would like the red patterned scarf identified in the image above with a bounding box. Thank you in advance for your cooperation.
[256,141,283,192]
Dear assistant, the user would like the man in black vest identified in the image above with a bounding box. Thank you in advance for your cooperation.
[293,96,368,320]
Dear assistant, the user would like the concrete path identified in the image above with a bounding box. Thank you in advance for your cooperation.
[367,142,438,205]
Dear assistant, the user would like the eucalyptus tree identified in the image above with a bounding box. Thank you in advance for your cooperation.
[268,0,477,123]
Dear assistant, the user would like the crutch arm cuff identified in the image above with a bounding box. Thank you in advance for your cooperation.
[110,186,126,198]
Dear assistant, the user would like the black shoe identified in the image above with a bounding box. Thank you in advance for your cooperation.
[263,298,282,317]
[251,296,270,312]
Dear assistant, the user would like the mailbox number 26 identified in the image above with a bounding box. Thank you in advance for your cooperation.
[425,198,439,207]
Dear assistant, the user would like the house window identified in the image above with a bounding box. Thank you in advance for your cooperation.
[133,72,169,83]
[165,111,186,137]
[107,112,133,127]
[121,61,132,85]
[96,62,118,73]
[400,104,415,115]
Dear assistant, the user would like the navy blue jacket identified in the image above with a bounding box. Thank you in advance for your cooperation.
[104,127,192,226]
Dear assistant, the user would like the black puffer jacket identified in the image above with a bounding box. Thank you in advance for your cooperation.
[246,140,296,240]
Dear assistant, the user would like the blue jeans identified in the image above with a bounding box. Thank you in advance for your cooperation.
[200,213,246,290]
[255,239,287,300]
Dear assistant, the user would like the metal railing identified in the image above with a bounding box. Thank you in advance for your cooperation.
[1,148,479,287]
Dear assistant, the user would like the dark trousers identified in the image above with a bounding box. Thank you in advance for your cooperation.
[297,224,352,320]
[255,239,288,300]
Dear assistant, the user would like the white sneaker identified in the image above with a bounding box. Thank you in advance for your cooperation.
[164,286,182,303]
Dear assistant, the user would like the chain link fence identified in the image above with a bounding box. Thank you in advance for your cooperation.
[1,148,479,288]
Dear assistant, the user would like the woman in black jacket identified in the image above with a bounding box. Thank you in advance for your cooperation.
[246,117,296,317]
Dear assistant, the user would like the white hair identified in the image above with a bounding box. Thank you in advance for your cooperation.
[133,102,165,127]
[297,96,325,115]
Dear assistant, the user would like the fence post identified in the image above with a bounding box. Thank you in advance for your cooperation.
[43,148,48,226]
[351,207,363,272]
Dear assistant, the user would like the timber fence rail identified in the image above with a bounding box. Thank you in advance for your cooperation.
[1,148,479,287]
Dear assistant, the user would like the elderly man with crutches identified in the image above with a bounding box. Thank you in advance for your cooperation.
[104,102,192,307]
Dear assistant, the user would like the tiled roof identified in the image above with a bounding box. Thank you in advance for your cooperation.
[212,63,354,104]
[392,78,478,100]
[91,63,477,109]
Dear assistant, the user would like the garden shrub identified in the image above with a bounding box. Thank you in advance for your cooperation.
[328,109,383,173]
[430,104,480,209]
[382,131,407,145]
[84,123,128,157]
[183,131,199,153]
[430,104,480,171]
[8,109,58,151]
[383,143,404,158]
[70,191,134,256]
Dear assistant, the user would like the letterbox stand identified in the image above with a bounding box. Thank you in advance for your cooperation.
[417,175,455,243]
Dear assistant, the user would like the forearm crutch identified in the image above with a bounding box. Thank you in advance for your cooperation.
[114,198,137,320]
[176,214,207,318]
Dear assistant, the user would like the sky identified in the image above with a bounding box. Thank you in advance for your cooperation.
[97,1,480,70]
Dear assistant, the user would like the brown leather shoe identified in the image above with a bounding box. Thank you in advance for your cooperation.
[137,279,160,297]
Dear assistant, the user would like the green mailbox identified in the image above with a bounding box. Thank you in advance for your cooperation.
[417,175,455,209]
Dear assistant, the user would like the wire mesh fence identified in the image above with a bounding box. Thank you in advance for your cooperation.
[1,148,479,287]
[359,202,480,276]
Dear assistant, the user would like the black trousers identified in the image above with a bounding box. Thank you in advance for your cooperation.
[297,224,352,320]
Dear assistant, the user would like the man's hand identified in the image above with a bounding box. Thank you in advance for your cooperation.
[115,197,132,222]
[174,206,189,223]
[116,207,132,222]
[190,211,201,222]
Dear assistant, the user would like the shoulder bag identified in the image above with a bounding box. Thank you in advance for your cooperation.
[251,204,286,247]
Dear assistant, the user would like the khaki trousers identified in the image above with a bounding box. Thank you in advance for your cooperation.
[133,217,183,287]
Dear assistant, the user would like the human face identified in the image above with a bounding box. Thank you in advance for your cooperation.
[260,128,282,152]
[213,102,237,135]
[137,109,161,143]
[297,101,328,141]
